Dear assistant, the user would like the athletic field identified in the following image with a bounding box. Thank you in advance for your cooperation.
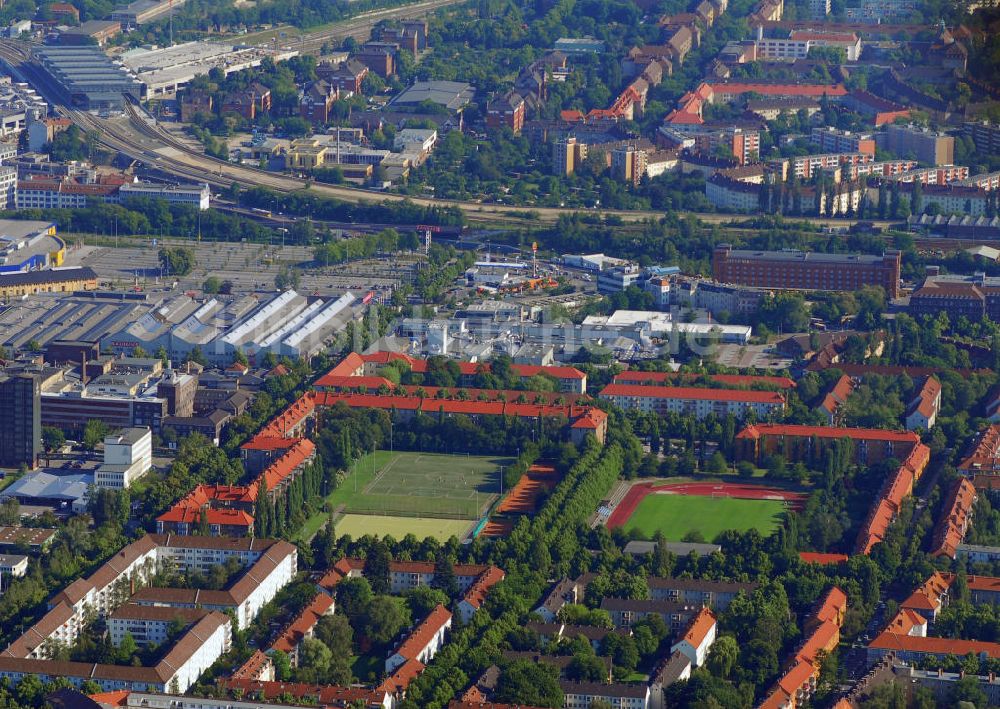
[333,514,473,541]
[297,450,511,541]
[339,450,510,517]
[621,493,785,542]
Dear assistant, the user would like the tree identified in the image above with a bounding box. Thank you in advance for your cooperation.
[366,541,392,594]
[272,649,292,680]
[566,653,607,682]
[42,426,65,453]
[431,552,458,596]
[158,247,194,276]
[405,584,449,618]
[707,634,738,678]
[315,613,354,657]
[951,675,987,707]
[495,660,563,708]
[203,276,223,293]
[337,577,373,619]
[117,631,138,663]
[362,595,409,645]
[83,419,111,450]
[299,637,332,675]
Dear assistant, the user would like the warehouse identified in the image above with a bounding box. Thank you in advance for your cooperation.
[33,46,143,110]
[0,266,98,298]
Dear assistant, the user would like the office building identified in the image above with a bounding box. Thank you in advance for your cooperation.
[95,427,152,489]
[0,372,40,470]
[909,273,1000,322]
[712,244,901,297]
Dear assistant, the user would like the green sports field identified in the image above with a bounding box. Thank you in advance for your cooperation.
[622,493,785,542]
[296,450,511,541]
[333,514,473,541]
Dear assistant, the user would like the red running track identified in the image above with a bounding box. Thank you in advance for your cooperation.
[606,481,808,529]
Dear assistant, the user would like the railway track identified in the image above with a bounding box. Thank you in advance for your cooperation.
[0,38,915,233]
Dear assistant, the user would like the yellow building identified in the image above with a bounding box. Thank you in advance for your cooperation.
[286,139,328,170]
[0,267,98,298]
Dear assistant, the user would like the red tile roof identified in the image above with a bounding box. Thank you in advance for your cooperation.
[798,552,849,565]
[901,572,951,613]
[680,607,717,648]
[240,435,302,451]
[462,566,505,611]
[394,604,451,662]
[709,81,847,97]
[814,587,847,627]
[271,592,334,654]
[931,478,977,558]
[220,679,387,705]
[255,438,316,493]
[88,691,129,706]
[737,423,920,444]
[613,371,796,389]
[869,632,1000,658]
[378,657,426,694]
[157,506,254,527]
[600,382,785,404]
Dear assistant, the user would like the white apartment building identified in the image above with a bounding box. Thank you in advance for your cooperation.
[96,427,152,489]
[599,383,786,420]
[108,605,208,646]
[706,175,761,212]
[562,682,651,709]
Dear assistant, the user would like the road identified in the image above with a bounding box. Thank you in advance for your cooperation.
[0,38,902,231]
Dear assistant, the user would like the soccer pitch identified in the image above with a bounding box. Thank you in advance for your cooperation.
[335,450,511,519]
[333,514,474,541]
[621,493,785,542]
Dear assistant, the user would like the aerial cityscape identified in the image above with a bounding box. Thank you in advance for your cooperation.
[0,0,997,705]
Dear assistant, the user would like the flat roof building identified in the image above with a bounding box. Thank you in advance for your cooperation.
[390,81,475,112]
[33,45,142,110]
[712,244,901,297]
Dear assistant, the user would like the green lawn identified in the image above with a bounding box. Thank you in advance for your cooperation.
[334,513,473,541]
[295,450,509,542]
[622,494,785,542]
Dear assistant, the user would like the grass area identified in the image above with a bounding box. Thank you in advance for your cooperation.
[351,654,384,684]
[295,450,509,542]
[334,513,473,541]
[622,493,785,542]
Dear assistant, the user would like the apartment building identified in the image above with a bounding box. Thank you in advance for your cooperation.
[879,124,955,165]
[712,245,901,297]
[811,127,876,155]
[647,577,758,610]
[599,382,786,420]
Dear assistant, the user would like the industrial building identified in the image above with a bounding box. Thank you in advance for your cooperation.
[0,220,61,273]
[121,42,298,97]
[103,290,359,364]
[33,46,143,110]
